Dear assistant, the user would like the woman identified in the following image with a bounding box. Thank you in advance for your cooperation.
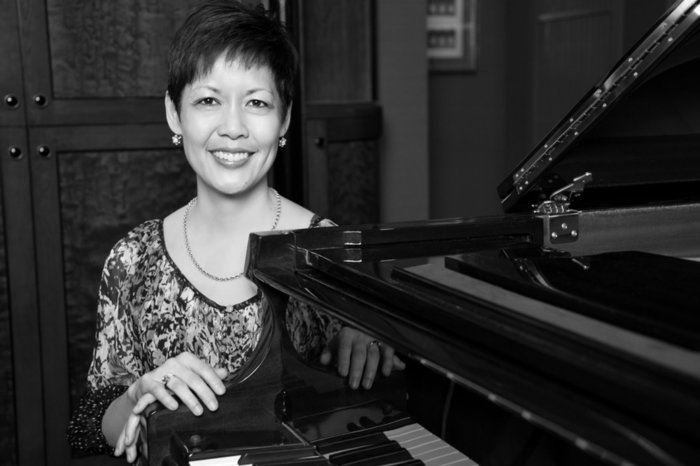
[67,1,403,462]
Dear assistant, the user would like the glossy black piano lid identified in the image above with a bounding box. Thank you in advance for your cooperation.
[442,248,700,350]
[500,0,700,213]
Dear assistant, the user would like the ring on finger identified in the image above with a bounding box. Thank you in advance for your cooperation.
[160,373,175,386]
[367,340,382,350]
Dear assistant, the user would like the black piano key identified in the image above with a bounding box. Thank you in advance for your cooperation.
[252,458,331,466]
[358,415,378,428]
[340,449,413,466]
[389,461,424,466]
[238,445,318,464]
[329,440,401,465]
[315,431,389,455]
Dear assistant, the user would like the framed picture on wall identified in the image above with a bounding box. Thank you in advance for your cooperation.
[427,0,478,73]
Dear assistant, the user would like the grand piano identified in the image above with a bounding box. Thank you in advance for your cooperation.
[147,1,700,464]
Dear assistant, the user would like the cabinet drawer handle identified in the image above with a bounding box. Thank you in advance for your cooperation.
[37,145,52,158]
[4,94,19,108]
[8,146,23,160]
[33,94,48,106]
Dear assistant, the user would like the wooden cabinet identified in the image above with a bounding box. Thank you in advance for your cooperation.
[2,2,195,465]
[289,0,381,225]
[0,1,380,464]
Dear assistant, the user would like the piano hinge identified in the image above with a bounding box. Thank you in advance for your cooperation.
[535,172,592,244]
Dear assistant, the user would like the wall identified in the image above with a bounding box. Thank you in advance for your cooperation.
[428,0,507,219]
[424,0,671,220]
[376,0,430,222]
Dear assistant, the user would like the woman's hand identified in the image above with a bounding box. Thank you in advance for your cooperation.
[128,352,228,415]
[114,412,147,463]
[114,352,228,462]
[320,327,405,389]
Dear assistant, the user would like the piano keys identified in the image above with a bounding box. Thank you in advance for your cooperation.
[175,423,475,466]
[316,423,476,466]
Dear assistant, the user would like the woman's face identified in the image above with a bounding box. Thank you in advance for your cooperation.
[166,54,290,197]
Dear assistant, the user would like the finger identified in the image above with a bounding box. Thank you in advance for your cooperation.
[380,344,396,377]
[336,332,353,377]
[164,374,206,416]
[362,342,382,389]
[149,380,180,411]
[348,338,368,389]
[139,417,149,459]
[123,414,141,446]
[177,354,227,396]
[319,347,332,366]
[124,415,143,463]
[179,368,227,412]
[132,392,157,415]
[114,429,126,457]
[393,354,406,371]
[126,439,139,463]
[214,367,229,382]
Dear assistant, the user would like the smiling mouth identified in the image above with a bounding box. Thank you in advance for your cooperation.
[211,150,253,163]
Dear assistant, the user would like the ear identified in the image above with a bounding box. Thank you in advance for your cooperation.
[165,93,182,135]
[280,104,292,137]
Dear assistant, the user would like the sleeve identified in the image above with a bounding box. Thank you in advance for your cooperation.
[285,215,343,360]
[66,384,128,455]
[285,299,343,360]
[67,235,147,454]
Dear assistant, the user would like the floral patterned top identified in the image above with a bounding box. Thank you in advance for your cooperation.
[67,216,340,455]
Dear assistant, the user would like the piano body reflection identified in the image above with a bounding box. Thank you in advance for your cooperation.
[147,1,700,465]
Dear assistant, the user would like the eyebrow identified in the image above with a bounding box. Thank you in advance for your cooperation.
[191,85,222,94]
[190,85,274,96]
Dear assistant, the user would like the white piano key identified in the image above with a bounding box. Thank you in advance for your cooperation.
[384,423,479,466]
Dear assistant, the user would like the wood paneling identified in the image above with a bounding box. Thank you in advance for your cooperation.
[0,0,25,126]
[0,159,18,466]
[304,103,382,222]
[297,1,380,222]
[46,0,191,99]
[300,0,374,103]
[327,140,379,225]
[19,0,192,126]
[0,2,23,463]
[0,128,44,466]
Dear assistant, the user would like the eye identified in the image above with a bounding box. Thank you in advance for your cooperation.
[195,97,219,106]
[248,99,269,108]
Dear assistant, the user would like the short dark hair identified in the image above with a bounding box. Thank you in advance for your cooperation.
[167,0,298,115]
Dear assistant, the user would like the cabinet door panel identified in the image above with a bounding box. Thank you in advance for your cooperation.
[297,0,380,220]
[29,126,195,465]
[19,0,192,126]
[0,128,44,466]
[0,153,18,466]
[301,0,374,103]
[0,0,26,125]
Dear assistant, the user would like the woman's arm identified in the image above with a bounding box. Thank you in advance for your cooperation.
[102,390,137,447]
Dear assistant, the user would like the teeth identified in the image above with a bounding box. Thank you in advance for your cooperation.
[212,151,250,162]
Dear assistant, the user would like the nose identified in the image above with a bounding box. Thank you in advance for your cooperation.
[217,105,248,139]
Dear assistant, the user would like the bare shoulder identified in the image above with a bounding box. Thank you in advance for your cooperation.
[278,196,324,230]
